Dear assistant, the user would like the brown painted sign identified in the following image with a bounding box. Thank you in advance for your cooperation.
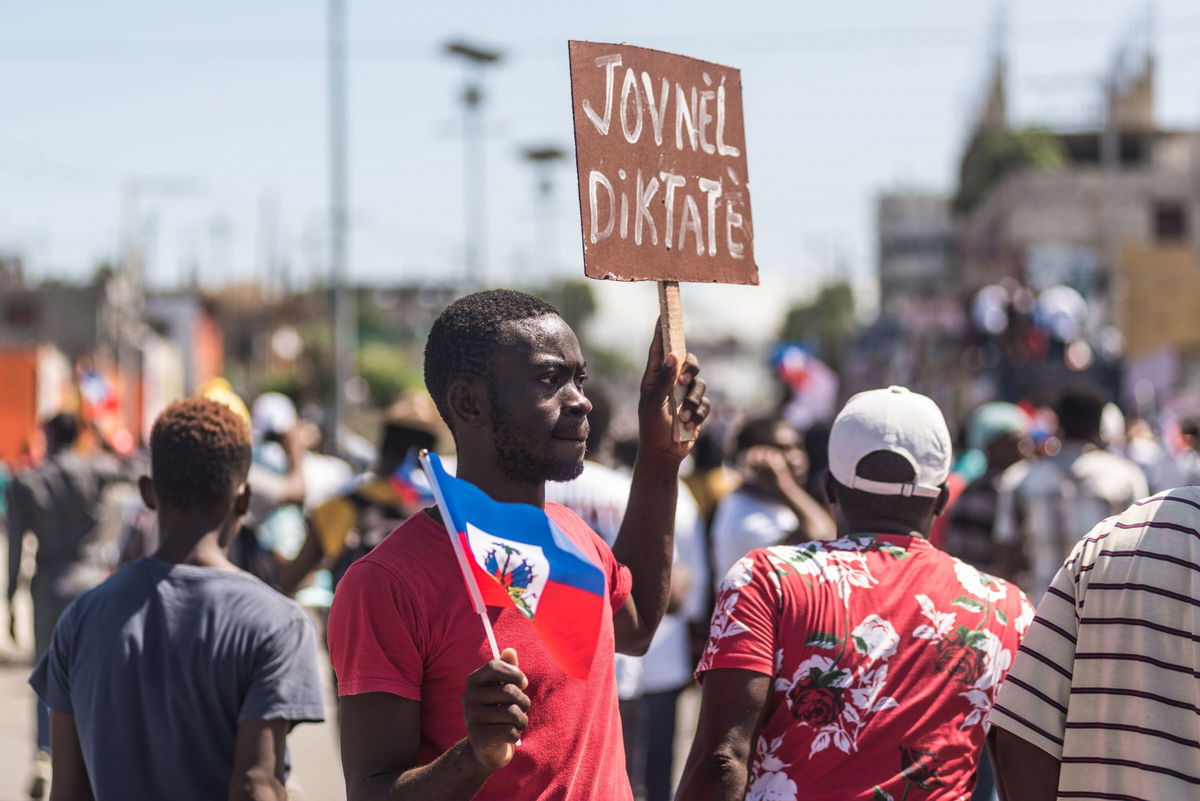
[568,41,758,285]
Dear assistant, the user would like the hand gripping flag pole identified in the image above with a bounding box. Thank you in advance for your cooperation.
[419,450,502,662]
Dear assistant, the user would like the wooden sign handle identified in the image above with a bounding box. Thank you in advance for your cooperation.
[657,281,695,444]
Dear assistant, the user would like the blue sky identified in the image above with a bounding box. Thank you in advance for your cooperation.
[4,1,1200,332]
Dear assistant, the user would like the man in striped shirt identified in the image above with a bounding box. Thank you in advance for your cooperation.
[988,486,1200,800]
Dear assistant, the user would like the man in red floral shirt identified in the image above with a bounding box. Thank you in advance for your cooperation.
[677,386,1033,801]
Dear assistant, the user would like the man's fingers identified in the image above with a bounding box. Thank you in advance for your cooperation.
[464,682,532,712]
[644,316,666,375]
[498,647,527,689]
[645,351,681,402]
[681,376,706,411]
[469,657,526,690]
[677,352,701,384]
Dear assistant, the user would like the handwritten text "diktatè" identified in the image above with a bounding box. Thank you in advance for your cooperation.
[579,54,748,259]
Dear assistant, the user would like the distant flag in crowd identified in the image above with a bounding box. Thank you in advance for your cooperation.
[771,342,838,431]
[78,368,118,420]
[390,448,435,506]
[419,451,606,679]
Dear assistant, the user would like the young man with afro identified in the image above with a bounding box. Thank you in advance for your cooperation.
[329,289,710,801]
[30,398,326,801]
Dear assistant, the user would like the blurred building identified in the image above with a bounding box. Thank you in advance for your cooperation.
[870,191,965,415]
[953,26,1200,412]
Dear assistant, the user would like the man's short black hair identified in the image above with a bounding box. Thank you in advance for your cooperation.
[423,289,561,430]
[1055,384,1109,442]
[830,450,938,529]
[150,398,252,510]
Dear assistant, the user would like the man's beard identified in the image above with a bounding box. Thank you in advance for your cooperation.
[491,398,584,484]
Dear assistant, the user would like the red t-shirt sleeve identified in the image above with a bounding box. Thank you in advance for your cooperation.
[696,550,779,679]
[327,559,425,699]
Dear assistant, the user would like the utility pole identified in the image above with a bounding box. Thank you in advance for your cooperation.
[329,0,355,453]
[521,145,567,278]
[445,40,503,289]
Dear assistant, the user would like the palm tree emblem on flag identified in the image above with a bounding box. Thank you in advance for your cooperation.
[484,543,538,619]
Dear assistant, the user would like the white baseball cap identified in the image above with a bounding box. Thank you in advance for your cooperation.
[828,386,951,498]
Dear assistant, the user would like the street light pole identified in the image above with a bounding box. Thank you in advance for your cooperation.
[329,0,355,452]
[521,145,567,279]
[445,41,502,289]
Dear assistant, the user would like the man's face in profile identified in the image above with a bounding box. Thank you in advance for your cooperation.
[486,314,592,484]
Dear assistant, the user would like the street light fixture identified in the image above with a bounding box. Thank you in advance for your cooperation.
[444,39,504,289]
[520,145,568,278]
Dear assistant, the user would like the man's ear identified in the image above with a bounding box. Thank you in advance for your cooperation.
[138,475,157,511]
[233,482,252,517]
[447,379,487,431]
[821,471,837,508]
[932,483,951,517]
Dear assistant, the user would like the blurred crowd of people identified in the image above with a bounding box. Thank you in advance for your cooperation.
[5,302,1200,800]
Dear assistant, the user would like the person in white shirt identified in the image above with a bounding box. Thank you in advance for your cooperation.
[994,386,1148,601]
[709,416,834,589]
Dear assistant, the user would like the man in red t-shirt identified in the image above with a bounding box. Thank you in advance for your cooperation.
[677,386,1033,801]
[328,289,710,801]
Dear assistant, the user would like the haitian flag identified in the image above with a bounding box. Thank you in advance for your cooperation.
[390,448,435,507]
[420,452,606,679]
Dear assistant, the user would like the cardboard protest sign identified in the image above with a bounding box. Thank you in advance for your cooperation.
[568,41,758,285]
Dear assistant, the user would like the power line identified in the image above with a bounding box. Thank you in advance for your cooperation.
[5,17,1200,62]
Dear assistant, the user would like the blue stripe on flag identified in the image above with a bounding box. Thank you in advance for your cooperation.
[426,453,606,597]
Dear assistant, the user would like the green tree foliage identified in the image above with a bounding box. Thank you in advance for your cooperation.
[954,127,1066,214]
[780,283,857,370]
[358,342,424,408]
[536,279,597,335]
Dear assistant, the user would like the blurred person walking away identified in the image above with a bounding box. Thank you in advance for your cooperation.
[709,416,835,588]
[989,486,1200,800]
[677,386,1033,801]
[29,398,325,800]
[941,403,1031,578]
[233,392,311,587]
[328,290,710,801]
[994,386,1147,600]
[1122,417,1186,493]
[278,391,446,598]
[546,386,707,801]
[5,413,131,800]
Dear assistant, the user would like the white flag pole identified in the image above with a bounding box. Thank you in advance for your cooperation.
[419,451,501,661]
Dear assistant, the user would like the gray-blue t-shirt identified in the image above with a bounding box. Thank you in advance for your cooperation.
[29,557,326,800]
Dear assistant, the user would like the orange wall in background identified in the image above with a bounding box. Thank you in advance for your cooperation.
[0,349,37,464]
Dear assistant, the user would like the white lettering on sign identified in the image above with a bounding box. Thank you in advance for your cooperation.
[578,52,748,263]
[582,54,623,136]
[589,170,615,243]
[620,68,643,144]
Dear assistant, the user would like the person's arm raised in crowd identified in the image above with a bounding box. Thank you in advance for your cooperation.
[228,719,289,801]
[990,726,1061,801]
[675,668,770,801]
[278,520,324,597]
[741,445,836,543]
[275,426,310,507]
[611,322,709,656]
[340,648,530,801]
[49,709,95,801]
